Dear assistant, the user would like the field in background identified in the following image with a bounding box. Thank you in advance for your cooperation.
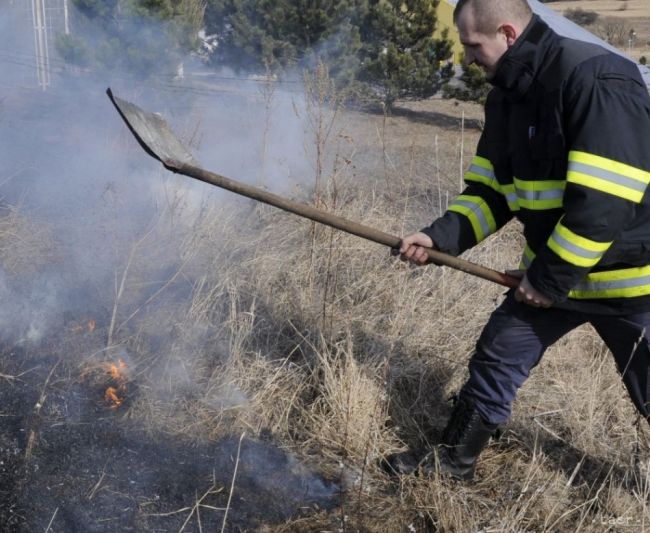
[546,0,650,61]
[548,0,649,19]
[1,82,650,531]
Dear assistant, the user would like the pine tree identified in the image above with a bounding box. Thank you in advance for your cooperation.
[205,0,452,107]
[442,63,491,103]
[57,0,204,76]
[356,0,453,108]
[205,0,362,76]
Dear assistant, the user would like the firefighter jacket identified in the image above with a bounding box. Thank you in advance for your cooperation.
[422,15,650,314]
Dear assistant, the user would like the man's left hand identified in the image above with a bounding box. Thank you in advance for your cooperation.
[510,272,553,308]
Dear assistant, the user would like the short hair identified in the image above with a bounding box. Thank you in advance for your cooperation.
[454,0,533,34]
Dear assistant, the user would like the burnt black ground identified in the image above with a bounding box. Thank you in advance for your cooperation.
[0,346,339,532]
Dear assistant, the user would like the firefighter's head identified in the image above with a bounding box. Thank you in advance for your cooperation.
[454,0,533,79]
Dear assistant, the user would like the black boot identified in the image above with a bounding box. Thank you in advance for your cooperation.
[422,394,498,480]
[382,394,497,480]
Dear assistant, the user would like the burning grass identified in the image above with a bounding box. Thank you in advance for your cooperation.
[1,94,650,531]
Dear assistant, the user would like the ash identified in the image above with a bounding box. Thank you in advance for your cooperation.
[0,349,339,532]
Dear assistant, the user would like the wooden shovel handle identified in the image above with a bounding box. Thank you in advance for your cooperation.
[168,159,519,289]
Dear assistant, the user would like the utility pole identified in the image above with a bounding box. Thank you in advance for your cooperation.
[31,0,51,90]
[64,0,70,35]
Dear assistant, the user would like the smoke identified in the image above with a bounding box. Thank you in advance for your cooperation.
[0,2,340,529]
[0,0,321,340]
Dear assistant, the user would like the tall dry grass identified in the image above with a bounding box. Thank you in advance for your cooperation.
[2,86,650,531]
[0,202,57,275]
[123,173,649,530]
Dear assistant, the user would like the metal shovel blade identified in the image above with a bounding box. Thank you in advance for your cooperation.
[106,88,197,169]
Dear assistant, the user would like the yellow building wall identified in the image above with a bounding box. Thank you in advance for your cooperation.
[435,0,463,65]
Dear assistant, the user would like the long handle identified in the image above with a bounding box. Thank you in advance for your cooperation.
[168,160,519,289]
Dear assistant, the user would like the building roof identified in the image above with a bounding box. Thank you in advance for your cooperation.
[442,0,650,88]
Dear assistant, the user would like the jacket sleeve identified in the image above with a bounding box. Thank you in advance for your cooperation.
[421,139,513,256]
[526,60,650,301]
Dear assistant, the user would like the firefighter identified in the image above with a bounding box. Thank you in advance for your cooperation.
[388,0,650,480]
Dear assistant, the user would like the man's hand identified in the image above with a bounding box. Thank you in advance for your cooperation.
[397,232,435,265]
[507,270,553,308]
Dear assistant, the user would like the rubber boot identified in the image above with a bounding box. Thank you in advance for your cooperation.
[382,394,497,480]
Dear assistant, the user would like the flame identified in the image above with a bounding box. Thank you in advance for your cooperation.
[70,318,96,334]
[104,386,124,409]
[102,359,128,410]
[79,357,130,410]
[107,359,127,381]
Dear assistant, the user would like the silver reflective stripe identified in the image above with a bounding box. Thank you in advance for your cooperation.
[454,199,491,238]
[551,230,603,260]
[516,189,564,201]
[575,274,650,292]
[468,163,495,180]
[505,191,518,205]
[570,161,647,193]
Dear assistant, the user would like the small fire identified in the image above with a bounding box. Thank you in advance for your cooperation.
[80,356,131,410]
[104,386,124,409]
[106,359,127,381]
[103,358,128,410]
[70,318,97,334]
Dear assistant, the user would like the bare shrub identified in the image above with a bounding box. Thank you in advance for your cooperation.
[564,8,599,27]
[595,17,633,46]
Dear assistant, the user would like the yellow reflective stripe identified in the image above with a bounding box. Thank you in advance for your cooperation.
[513,178,565,210]
[547,220,612,268]
[514,178,565,191]
[447,195,497,243]
[519,243,536,269]
[514,242,650,299]
[500,183,519,211]
[569,265,650,299]
[465,156,499,193]
[567,150,650,203]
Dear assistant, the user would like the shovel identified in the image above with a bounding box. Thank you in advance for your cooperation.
[106,88,519,289]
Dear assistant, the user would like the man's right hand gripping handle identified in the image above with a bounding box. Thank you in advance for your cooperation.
[397,232,436,265]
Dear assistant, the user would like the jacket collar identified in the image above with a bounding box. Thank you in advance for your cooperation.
[491,15,553,98]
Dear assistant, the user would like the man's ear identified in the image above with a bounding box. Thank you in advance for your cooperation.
[499,23,518,47]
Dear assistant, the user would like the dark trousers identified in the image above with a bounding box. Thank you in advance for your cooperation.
[463,292,650,425]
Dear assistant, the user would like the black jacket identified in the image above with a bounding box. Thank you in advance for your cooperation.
[423,15,650,314]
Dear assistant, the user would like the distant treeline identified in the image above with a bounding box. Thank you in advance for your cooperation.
[57,0,457,107]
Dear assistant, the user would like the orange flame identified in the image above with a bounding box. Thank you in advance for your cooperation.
[102,359,128,410]
[106,359,127,382]
[70,318,97,334]
[104,386,124,409]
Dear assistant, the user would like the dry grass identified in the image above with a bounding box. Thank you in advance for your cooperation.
[0,202,58,274]
[547,0,650,20]
[3,91,650,530]
[544,0,650,61]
